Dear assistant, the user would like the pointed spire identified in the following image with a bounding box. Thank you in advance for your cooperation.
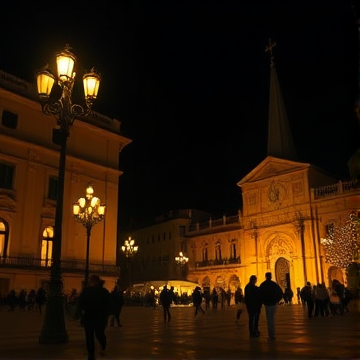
[265,38,297,160]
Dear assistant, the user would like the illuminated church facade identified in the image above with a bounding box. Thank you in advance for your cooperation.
[126,46,360,296]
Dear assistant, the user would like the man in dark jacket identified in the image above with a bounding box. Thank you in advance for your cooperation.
[78,274,111,360]
[109,284,124,327]
[244,275,261,337]
[258,272,283,341]
[192,286,205,316]
[159,285,172,322]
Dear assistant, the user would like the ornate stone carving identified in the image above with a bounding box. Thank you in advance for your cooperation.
[0,193,17,211]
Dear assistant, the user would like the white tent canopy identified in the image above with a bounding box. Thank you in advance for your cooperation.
[131,280,200,295]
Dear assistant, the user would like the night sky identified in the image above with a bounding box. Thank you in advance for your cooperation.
[1,1,359,229]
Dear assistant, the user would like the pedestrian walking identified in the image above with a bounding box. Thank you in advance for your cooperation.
[35,287,46,315]
[109,285,124,327]
[258,272,283,341]
[244,275,261,337]
[300,281,315,318]
[192,286,205,316]
[211,287,218,310]
[234,286,244,322]
[159,285,172,322]
[78,274,111,360]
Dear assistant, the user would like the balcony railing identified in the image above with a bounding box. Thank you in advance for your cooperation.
[195,257,241,268]
[313,180,357,200]
[0,256,120,275]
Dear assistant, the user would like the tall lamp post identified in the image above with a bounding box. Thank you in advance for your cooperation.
[73,184,106,287]
[36,44,101,344]
[175,251,189,279]
[121,237,138,288]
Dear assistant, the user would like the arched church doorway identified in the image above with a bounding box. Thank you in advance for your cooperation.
[229,274,240,289]
[328,266,344,287]
[275,257,290,291]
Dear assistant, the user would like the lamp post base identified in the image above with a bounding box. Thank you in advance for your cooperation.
[39,291,68,344]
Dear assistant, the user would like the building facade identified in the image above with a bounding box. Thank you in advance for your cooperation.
[0,70,131,296]
[121,209,210,287]
[185,159,359,296]
[123,49,360,299]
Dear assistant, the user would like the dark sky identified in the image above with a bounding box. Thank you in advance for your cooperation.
[1,1,359,228]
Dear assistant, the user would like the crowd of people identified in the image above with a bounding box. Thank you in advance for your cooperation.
[1,274,355,360]
[1,287,46,314]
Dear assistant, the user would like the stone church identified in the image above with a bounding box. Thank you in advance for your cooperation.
[124,46,359,297]
[183,46,360,294]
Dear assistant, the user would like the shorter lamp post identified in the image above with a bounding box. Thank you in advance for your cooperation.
[73,184,106,287]
[175,251,189,279]
[121,237,138,288]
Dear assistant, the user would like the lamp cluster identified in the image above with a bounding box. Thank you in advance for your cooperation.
[73,185,106,229]
[122,237,139,258]
[175,251,189,265]
[36,44,101,125]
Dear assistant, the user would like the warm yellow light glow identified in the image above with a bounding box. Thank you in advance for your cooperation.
[42,226,54,238]
[79,197,86,208]
[56,45,76,82]
[98,206,105,215]
[83,69,101,100]
[91,196,98,207]
[36,70,55,100]
[73,204,80,215]
[86,185,94,197]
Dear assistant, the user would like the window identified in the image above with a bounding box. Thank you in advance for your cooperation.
[48,177,58,200]
[179,226,186,236]
[230,243,236,259]
[41,226,54,267]
[0,163,14,190]
[202,248,208,262]
[1,110,18,129]
[215,241,222,260]
[0,219,9,257]
[325,223,334,236]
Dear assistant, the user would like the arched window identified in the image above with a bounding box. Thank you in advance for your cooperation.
[0,219,9,257]
[41,226,54,267]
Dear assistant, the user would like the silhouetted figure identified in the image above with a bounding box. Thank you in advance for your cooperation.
[284,287,293,305]
[79,274,111,360]
[160,285,172,322]
[110,285,124,327]
[259,272,283,341]
[35,287,46,315]
[301,282,315,318]
[211,288,218,310]
[244,275,261,337]
[192,286,205,316]
[234,286,244,322]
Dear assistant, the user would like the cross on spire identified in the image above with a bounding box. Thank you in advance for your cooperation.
[265,38,277,66]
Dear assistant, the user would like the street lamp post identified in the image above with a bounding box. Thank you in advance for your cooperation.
[73,184,106,287]
[121,237,138,288]
[36,44,101,344]
[175,251,189,279]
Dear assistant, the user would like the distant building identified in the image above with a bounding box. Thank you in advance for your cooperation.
[121,209,210,286]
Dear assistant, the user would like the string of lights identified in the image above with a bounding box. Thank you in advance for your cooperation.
[321,212,360,269]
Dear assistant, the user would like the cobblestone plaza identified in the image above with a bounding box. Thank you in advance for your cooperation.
[0,300,359,360]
